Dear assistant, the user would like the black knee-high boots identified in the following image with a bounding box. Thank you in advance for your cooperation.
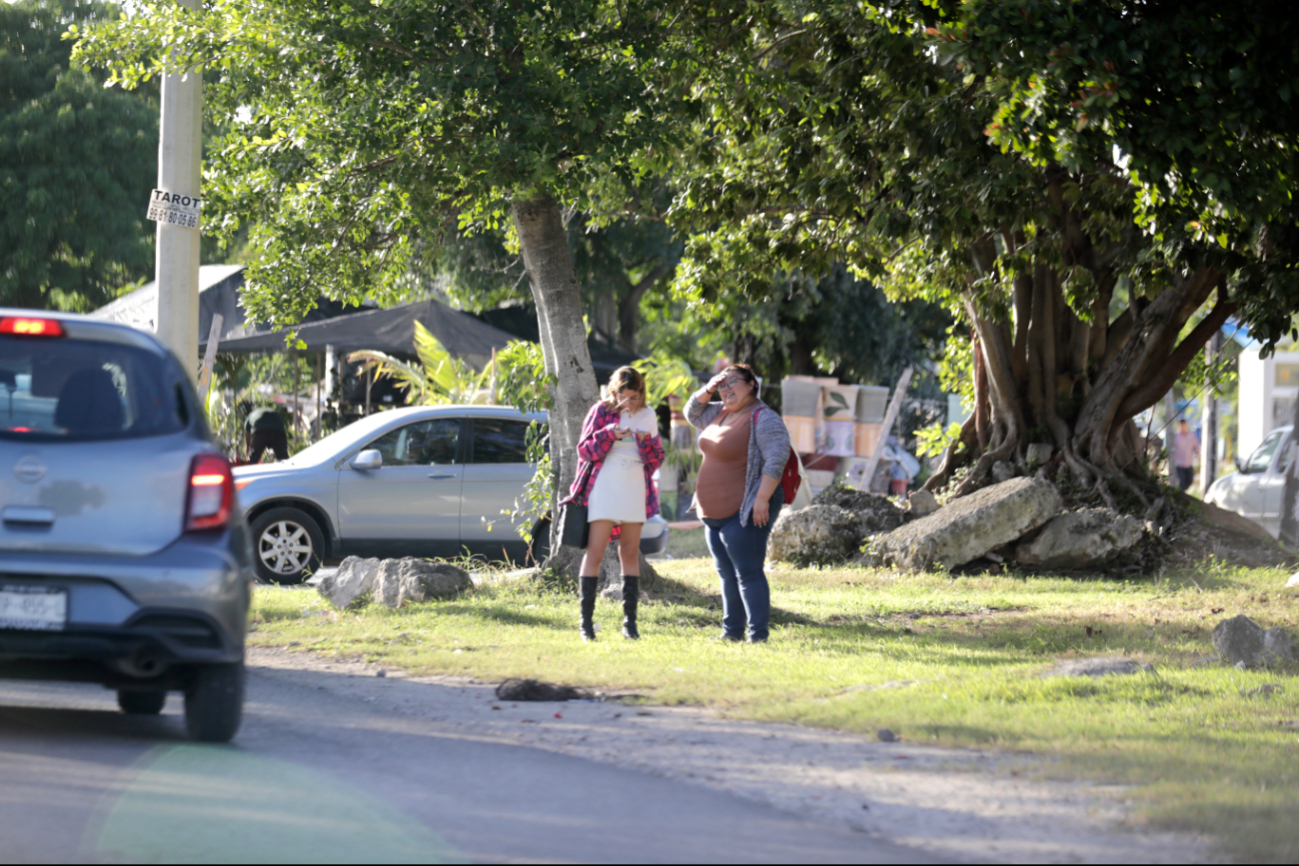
[621,576,640,640]
[580,575,641,641]
[579,577,598,642]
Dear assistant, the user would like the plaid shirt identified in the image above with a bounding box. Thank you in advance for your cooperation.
[562,402,664,522]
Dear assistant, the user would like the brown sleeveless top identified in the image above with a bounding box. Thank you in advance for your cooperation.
[695,409,752,519]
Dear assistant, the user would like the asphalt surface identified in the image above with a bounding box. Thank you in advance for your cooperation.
[0,664,940,864]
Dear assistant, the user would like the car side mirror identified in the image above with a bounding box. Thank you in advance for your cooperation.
[352,449,382,470]
[1234,456,1246,473]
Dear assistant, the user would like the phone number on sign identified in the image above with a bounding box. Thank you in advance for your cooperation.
[146,204,199,229]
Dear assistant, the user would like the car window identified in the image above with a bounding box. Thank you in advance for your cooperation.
[1247,430,1285,473]
[0,335,184,442]
[367,419,460,466]
[1280,438,1296,475]
[472,418,530,464]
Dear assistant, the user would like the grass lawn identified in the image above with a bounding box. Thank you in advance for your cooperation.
[250,543,1299,862]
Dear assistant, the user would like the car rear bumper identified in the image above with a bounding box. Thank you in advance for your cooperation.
[0,529,252,684]
[0,611,239,689]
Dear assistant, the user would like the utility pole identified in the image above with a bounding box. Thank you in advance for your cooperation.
[152,0,203,381]
[1201,330,1222,495]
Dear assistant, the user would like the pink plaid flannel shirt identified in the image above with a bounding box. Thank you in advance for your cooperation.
[562,402,664,524]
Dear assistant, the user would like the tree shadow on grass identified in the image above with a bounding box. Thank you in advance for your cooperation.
[433,604,559,628]
[905,723,1004,745]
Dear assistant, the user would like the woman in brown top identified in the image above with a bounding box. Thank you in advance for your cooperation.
[686,364,791,642]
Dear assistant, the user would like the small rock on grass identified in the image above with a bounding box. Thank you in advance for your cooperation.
[876,728,898,743]
[1212,614,1294,668]
[318,556,382,610]
[373,559,471,608]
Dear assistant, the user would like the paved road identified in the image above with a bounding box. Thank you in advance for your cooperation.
[0,664,938,864]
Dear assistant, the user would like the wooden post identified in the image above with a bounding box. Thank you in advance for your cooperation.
[196,313,223,401]
[315,352,323,441]
[1201,330,1222,494]
[857,366,913,492]
[292,348,300,446]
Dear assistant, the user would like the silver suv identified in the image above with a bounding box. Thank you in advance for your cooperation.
[0,310,253,742]
[234,405,669,583]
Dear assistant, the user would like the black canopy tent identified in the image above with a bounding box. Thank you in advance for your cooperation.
[210,296,643,384]
[91,265,371,343]
[204,298,518,371]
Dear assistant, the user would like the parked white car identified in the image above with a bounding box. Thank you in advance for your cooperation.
[1205,425,1294,538]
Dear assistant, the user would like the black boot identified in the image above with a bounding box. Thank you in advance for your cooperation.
[621,576,640,640]
[579,577,598,642]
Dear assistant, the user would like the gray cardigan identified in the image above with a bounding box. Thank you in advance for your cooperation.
[686,390,792,526]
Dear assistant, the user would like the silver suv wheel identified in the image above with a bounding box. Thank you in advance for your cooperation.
[259,520,313,576]
[248,506,325,584]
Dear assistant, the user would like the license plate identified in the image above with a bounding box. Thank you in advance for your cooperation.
[0,586,67,631]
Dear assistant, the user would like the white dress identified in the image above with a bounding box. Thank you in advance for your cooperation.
[587,406,657,524]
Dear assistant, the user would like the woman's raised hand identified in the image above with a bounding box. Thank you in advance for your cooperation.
[705,372,729,394]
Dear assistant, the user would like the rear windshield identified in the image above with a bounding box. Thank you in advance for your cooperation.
[0,336,186,442]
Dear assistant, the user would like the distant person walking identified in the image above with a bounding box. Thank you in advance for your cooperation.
[1172,419,1199,492]
[243,403,289,463]
[565,367,664,642]
[687,365,790,643]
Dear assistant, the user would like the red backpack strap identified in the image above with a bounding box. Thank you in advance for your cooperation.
[754,407,802,502]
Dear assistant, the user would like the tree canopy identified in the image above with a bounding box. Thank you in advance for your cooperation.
[665,0,1299,501]
[73,0,1299,509]
[75,0,692,325]
[1,0,156,311]
[77,0,705,534]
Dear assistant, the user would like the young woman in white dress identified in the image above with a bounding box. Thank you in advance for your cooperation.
[575,366,662,641]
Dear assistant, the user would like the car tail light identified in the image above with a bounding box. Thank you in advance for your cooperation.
[0,317,65,337]
[186,454,234,532]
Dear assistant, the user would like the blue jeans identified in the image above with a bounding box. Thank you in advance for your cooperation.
[702,488,784,642]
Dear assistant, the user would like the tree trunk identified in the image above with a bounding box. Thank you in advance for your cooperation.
[593,282,618,343]
[616,263,672,353]
[927,255,1230,507]
[512,195,661,587]
[512,195,599,520]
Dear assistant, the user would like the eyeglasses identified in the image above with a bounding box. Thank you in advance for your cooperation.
[718,377,746,393]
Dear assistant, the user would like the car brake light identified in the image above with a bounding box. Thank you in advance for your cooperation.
[0,317,65,337]
[186,454,234,532]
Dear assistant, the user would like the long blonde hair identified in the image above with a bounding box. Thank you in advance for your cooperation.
[603,366,647,413]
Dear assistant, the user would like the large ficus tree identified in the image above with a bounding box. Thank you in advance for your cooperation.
[75,0,693,514]
[669,0,1299,505]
